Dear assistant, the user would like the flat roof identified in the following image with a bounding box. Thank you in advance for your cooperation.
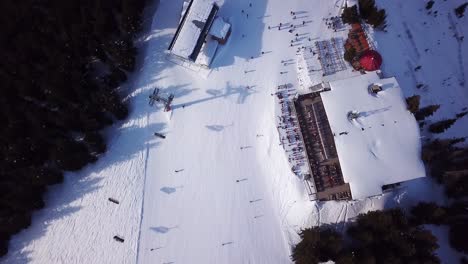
[168,0,218,61]
[209,17,230,39]
[320,72,426,199]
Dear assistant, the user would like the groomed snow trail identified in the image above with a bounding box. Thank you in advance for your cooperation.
[135,0,311,262]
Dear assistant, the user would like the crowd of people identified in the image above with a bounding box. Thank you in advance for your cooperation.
[274,85,308,177]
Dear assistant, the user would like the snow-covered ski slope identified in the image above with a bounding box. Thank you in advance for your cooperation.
[373,0,468,138]
[3,0,467,263]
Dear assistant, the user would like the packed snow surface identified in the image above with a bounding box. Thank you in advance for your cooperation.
[321,72,426,199]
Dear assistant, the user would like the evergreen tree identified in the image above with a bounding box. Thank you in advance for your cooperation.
[0,0,147,256]
[344,47,357,62]
[426,1,435,10]
[455,3,468,18]
[410,202,447,225]
[357,0,387,28]
[449,222,468,253]
[292,227,345,264]
[429,118,457,134]
[405,95,421,114]
[342,5,360,24]
[415,104,440,121]
[348,209,439,263]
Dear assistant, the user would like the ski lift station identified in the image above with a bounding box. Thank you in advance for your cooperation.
[295,72,426,200]
[168,0,231,67]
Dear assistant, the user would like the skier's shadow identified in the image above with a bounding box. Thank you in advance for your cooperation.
[205,123,234,132]
[150,226,179,234]
[160,185,183,194]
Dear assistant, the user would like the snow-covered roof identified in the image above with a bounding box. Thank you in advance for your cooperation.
[209,17,230,39]
[195,36,218,66]
[169,0,218,61]
[320,72,425,199]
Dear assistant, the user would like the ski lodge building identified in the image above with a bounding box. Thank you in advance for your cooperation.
[295,72,426,200]
[168,0,231,67]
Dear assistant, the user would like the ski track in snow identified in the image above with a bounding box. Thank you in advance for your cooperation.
[135,112,151,264]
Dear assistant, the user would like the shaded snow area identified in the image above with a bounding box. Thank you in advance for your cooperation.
[373,0,468,138]
[2,0,466,263]
[321,72,425,199]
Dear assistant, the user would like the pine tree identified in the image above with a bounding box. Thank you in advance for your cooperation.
[410,202,447,225]
[405,95,420,114]
[344,47,357,62]
[415,104,440,121]
[0,0,146,255]
[426,1,435,10]
[429,118,457,134]
[449,223,468,253]
[455,3,468,18]
[342,5,360,24]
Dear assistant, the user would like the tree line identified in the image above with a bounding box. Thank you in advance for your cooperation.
[0,0,147,256]
[292,209,440,264]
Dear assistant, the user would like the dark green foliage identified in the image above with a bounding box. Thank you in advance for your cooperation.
[415,104,440,121]
[367,9,387,29]
[422,137,468,200]
[348,209,439,264]
[84,132,107,154]
[428,119,457,133]
[405,95,421,114]
[455,3,468,18]
[292,209,440,264]
[426,1,435,10]
[461,257,468,264]
[344,47,357,62]
[341,5,360,24]
[410,202,447,225]
[358,0,387,28]
[449,222,468,253]
[445,202,468,253]
[292,227,344,264]
[456,111,467,119]
[443,169,468,199]
[0,0,146,256]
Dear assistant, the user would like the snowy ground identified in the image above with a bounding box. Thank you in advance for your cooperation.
[373,0,468,138]
[2,0,467,263]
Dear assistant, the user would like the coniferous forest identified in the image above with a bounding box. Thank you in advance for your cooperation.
[0,0,147,256]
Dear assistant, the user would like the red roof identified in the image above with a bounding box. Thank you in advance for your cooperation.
[359,50,382,71]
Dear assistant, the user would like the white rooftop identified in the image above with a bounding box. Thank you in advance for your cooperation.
[195,36,218,66]
[209,17,230,39]
[170,0,216,60]
[321,72,426,199]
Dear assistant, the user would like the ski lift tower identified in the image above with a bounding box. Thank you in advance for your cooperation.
[149,88,174,112]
